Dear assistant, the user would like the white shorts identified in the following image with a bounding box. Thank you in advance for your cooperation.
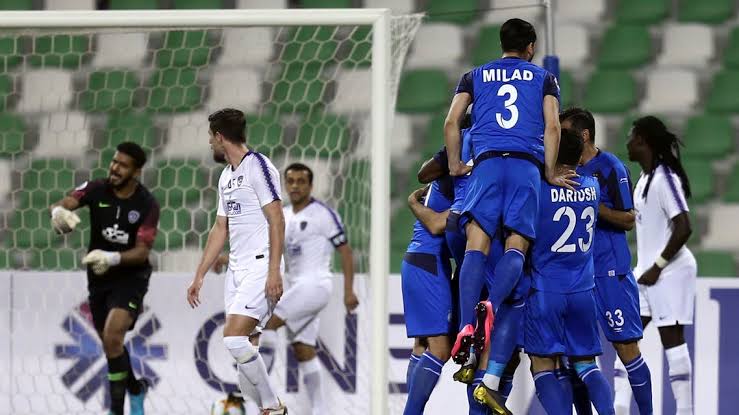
[224,258,271,326]
[273,278,332,346]
[638,254,697,327]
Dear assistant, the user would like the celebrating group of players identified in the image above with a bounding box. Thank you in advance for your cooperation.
[399,18,697,415]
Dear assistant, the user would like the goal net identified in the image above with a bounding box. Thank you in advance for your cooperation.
[0,10,422,415]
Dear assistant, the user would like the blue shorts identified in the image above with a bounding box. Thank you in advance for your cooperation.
[524,289,602,357]
[401,252,454,337]
[461,156,541,241]
[593,272,643,343]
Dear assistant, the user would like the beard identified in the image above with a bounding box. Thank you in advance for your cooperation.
[213,150,226,163]
[109,175,132,190]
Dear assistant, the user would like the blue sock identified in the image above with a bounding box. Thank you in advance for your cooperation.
[403,352,444,415]
[624,355,653,415]
[406,354,421,392]
[533,370,567,415]
[488,249,525,310]
[486,301,524,377]
[459,250,487,330]
[499,373,514,402]
[574,361,615,415]
[569,367,593,415]
[555,368,573,412]
[468,370,492,415]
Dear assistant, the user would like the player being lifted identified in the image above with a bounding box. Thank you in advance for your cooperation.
[257,163,359,415]
[187,109,287,415]
[444,18,572,388]
[521,129,615,415]
[50,142,158,415]
[563,108,654,415]
[625,116,696,415]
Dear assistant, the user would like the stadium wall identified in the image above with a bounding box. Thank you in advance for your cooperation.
[1,272,736,414]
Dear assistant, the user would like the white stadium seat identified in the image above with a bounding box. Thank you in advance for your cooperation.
[555,0,605,24]
[0,160,11,201]
[657,24,715,68]
[34,112,91,159]
[356,114,413,162]
[218,28,275,68]
[163,111,211,160]
[159,249,205,272]
[557,24,589,70]
[17,70,73,113]
[91,33,148,69]
[204,67,262,113]
[364,0,415,14]
[484,0,542,24]
[639,69,698,114]
[703,204,739,251]
[328,69,371,115]
[406,23,464,70]
[45,0,95,9]
[236,0,287,8]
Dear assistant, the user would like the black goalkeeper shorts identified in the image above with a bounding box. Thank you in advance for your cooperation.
[88,272,150,333]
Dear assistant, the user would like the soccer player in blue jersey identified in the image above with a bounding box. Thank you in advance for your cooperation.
[516,128,614,415]
[563,108,653,415]
[444,19,575,376]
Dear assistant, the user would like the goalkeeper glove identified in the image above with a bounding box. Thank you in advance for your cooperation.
[51,206,81,235]
[82,249,121,275]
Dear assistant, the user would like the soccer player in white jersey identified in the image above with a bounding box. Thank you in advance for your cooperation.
[187,108,287,415]
[258,163,359,415]
[625,115,696,415]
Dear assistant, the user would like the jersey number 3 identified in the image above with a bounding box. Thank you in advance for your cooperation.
[550,206,595,253]
[496,84,518,129]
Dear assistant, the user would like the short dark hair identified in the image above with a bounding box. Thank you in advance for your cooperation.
[285,162,313,185]
[558,128,584,166]
[116,141,147,168]
[560,107,596,144]
[500,18,537,53]
[208,108,246,144]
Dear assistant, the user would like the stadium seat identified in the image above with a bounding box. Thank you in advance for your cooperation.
[678,0,733,23]
[0,36,23,73]
[45,0,94,9]
[29,35,91,69]
[147,68,203,113]
[205,67,262,113]
[0,0,32,9]
[583,71,636,114]
[328,69,371,114]
[280,26,338,66]
[390,208,416,272]
[90,33,148,69]
[406,23,464,70]
[104,112,158,152]
[343,27,371,68]
[236,0,287,8]
[269,63,328,114]
[425,112,447,155]
[695,250,736,277]
[426,0,477,24]
[0,113,27,158]
[483,0,542,24]
[724,165,739,202]
[597,25,651,69]
[293,113,351,159]
[19,159,77,209]
[34,112,91,159]
[683,158,713,204]
[108,0,158,9]
[155,30,217,69]
[301,0,352,7]
[33,249,78,270]
[219,28,275,68]
[0,160,11,200]
[163,111,210,160]
[556,0,605,24]
[558,70,575,109]
[639,70,698,114]
[657,24,714,68]
[171,0,224,8]
[557,24,589,70]
[389,114,414,160]
[706,70,739,113]
[704,204,739,250]
[683,114,733,159]
[616,0,669,25]
[17,70,73,113]
[723,27,739,69]
[246,113,285,156]
[79,70,139,113]
[472,25,502,66]
[152,159,208,207]
[364,0,414,14]
[9,209,51,249]
[154,207,192,251]
[159,248,204,272]
[396,69,449,114]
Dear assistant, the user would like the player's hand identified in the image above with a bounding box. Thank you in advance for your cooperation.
[51,206,81,235]
[638,266,661,286]
[344,291,359,313]
[546,168,579,190]
[81,249,121,275]
[265,269,283,307]
[187,276,204,308]
[211,253,229,274]
[407,186,428,206]
[449,160,472,177]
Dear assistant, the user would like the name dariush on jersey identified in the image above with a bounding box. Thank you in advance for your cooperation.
[482,68,534,83]
[550,186,598,203]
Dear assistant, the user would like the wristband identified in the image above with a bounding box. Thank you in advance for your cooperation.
[654,255,669,269]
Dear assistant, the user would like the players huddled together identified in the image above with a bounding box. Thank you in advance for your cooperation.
[400,18,696,415]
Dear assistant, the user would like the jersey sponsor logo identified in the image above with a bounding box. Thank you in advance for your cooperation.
[128,210,140,224]
[75,181,88,191]
[619,177,629,184]
[226,201,241,215]
[300,220,308,231]
[482,68,534,83]
[98,202,111,208]
[102,224,130,245]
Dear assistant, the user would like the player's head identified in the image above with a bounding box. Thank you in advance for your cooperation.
[500,18,537,62]
[628,115,692,198]
[208,108,246,163]
[560,107,596,147]
[109,141,146,189]
[284,162,313,205]
[557,128,584,167]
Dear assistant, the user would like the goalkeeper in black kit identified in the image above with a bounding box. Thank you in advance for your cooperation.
[49,142,160,415]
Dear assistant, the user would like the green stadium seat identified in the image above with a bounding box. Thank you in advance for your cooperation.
[583,71,636,113]
[104,112,157,151]
[31,249,77,270]
[247,113,285,156]
[696,250,736,277]
[343,27,371,68]
[597,25,651,69]
[0,249,8,269]
[0,0,32,9]
[20,159,76,209]
[156,30,217,68]
[724,27,739,69]
[678,0,732,23]
[154,207,191,251]
[0,74,11,111]
[723,164,739,202]
[338,160,369,249]
[79,70,139,112]
[9,209,57,249]
[426,113,446,156]
[427,0,477,24]
[152,159,208,207]
[616,0,669,24]
[172,0,224,8]
[302,0,352,7]
[293,113,350,158]
[0,37,22,72]
[270,63,327,114]
[683,115,733,159]
[147,68,203,113]
[396,69,449,114]
[29,35,92,69]
[281,26,338,65]
[390,208,416,273]
[706,71,739,113]
[559,70,575,109]
[471,25,502,67]
[108,0,158,9]
[0,113,26,158]
[683,159,713,204]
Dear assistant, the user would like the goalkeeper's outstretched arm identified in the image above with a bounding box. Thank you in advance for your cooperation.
[49,196,81,235]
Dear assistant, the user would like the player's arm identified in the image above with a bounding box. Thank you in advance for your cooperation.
[418,146,450,184]
[187,214,229,307]
[407,187,449,235]
[598,206,635,231]
[262,200,285,304]
[444,93,472,177]
[336,243,358,312]
[49,186,86,234]
[598,162,636,230]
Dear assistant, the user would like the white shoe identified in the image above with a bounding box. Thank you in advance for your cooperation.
[261,401,287,415]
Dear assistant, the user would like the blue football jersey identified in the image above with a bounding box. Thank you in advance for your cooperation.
[577,151,634,277]
[406,176,454,255]
[456,57,559,163]
[451,128,473,213]
[531,176,601,293]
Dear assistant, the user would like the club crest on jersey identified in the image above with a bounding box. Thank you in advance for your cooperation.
[300,221,308,231]
[128,210,140,224]
[237,175,244,186]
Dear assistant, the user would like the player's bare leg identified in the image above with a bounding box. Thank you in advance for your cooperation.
[101,308,136,415]
[659,324,692,415]
[223,314,286,414]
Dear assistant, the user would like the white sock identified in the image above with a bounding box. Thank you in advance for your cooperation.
[224,336,280,410]
[238,371,261,408]
[300,358,325,415]
[259,329,278,373]
[482,373,501,390]
[666,343,693,415]
[613,358,632,415]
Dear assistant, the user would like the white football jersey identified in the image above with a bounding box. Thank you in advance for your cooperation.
[633,164,695,276]
[283,198,347,282]
[217,152,282,271]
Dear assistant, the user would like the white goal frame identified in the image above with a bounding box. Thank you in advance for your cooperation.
[0,8,392,415]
